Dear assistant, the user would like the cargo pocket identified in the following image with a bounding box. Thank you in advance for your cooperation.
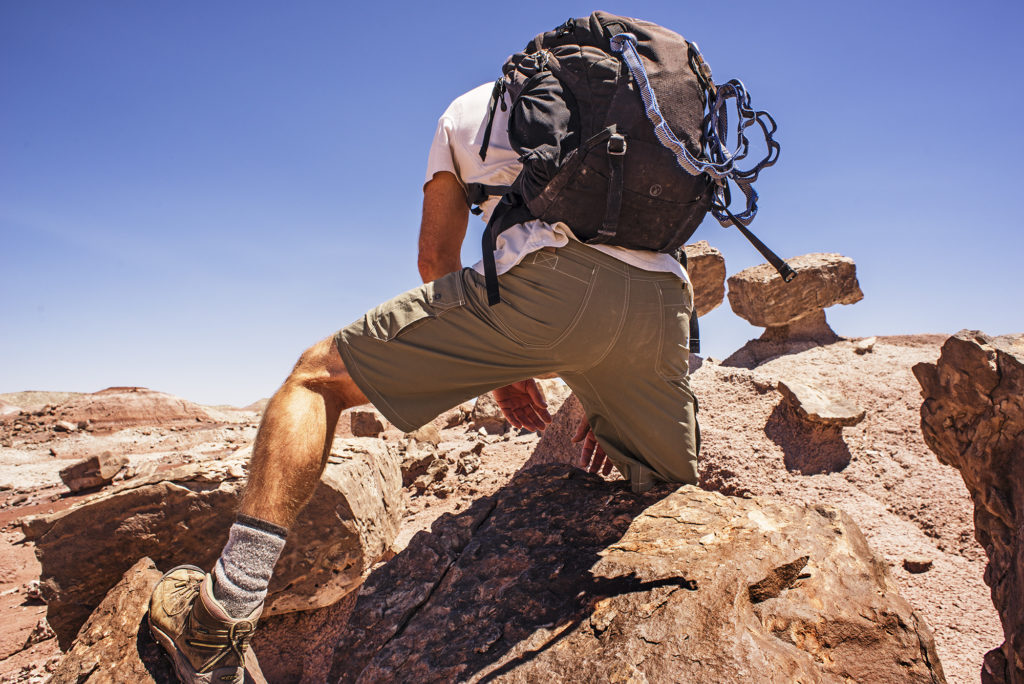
[363,271,465,342]
[655,282,692,381]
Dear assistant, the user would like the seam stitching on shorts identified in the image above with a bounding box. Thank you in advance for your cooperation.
[586,272,630,371]
[497,265,598,350]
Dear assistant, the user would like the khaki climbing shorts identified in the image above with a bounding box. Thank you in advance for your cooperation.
[335,239,699,488]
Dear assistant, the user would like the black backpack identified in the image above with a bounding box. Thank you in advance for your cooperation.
[469,11,790,320]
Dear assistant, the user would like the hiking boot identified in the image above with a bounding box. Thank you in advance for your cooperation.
[148,565,266,684]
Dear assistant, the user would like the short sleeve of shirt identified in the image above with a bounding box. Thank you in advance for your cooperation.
[424,116,458,188]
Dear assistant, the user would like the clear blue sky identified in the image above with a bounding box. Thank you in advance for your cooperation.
[2,1,1021,406]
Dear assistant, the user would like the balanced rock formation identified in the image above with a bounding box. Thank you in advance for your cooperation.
[683,240,726,315]
[728,253,863,341]
[33,437,402,648]
[330,465,945,683]
[914,330,1024,684]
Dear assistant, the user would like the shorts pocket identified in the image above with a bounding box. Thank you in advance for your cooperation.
[363,271,465,342]
[656,283,692,381]
[486,254,597,349]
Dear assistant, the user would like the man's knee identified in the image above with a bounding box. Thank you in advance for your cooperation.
[287,337,367,406]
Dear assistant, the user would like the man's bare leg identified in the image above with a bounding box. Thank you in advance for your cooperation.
[149,336,369,683]
[240,336,368,527]
[209,336,369,618]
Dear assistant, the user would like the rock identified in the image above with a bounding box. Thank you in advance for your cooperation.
[35,438,403,648]
[433,401,474,429]
[727,252,863,333]
[349,409,386,437]
[330,465,945,683]
[48,558,168,683]
[682,240,726,315]
[401,443,440,487]
[777,379,865,427]
[406,423,441,446]
[58,452,129,492]
[521,393,585,470]
[0,399,23,419]
[855,336,877,354]
[914,330,1024,684]
[470,393,509,435]
[903,557,934,574]
[52,420,77,433]
[535,378,573,413]
[49,556,361,684]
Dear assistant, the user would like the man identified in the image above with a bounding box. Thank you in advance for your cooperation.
[148,80,699,683]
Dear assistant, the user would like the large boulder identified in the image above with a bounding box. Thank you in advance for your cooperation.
[330,465,945,683]
[34,437,402,648]
[914,330,1024,684]
[728,253,863,335]
[683,240,726,316]
[50,557,361,684]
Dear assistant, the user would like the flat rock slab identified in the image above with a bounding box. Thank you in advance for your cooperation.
[778,378,866,427]
[728,253,863,328]
[683,240,726,316]
[58,452,128,492]
[330,465,945,683]
[915,330,1024,684]
[34,438,402,648]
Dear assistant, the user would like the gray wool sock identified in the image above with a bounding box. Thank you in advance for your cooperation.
[211,514,288,619]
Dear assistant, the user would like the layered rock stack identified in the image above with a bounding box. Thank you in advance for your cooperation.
[724,253,863,366]
[914,330,1024,684]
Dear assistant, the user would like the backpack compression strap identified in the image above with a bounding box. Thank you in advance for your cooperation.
[610,33,794,282]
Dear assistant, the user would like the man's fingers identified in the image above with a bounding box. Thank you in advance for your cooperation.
[572,418,589,443]
[524,381,553,424]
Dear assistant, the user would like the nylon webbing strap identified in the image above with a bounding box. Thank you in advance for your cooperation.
[677,250,700,354]
[596,133,627,243]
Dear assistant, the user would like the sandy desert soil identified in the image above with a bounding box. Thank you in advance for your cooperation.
[0,335,1003,683]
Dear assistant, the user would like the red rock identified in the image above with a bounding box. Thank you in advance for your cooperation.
[914,330,1024,684]
[683,240,726,316]
[58,452,128,492]
[331,465,945,683]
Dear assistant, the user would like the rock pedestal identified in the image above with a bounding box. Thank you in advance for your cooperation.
[330,465,945,683]
[914,330,1024,684]
[33,438,402,648]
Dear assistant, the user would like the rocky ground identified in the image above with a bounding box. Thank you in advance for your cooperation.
[0,334,1005,683]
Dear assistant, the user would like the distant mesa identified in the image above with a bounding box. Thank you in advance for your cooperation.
[49,386,216,433]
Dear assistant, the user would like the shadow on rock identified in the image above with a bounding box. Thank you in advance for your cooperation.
[329,466,680,683]
[764,402,852,475]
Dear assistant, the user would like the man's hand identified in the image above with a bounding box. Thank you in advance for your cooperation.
[572,417,614,475]
[492,380,552,433]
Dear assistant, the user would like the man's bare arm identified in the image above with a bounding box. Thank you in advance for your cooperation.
[418,171,470,283]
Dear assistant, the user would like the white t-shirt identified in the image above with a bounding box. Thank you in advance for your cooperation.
[424,83,688,283]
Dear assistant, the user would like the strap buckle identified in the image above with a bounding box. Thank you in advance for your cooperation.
[607,134,627,156]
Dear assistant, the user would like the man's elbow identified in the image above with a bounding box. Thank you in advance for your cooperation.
[417,251,459,283]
